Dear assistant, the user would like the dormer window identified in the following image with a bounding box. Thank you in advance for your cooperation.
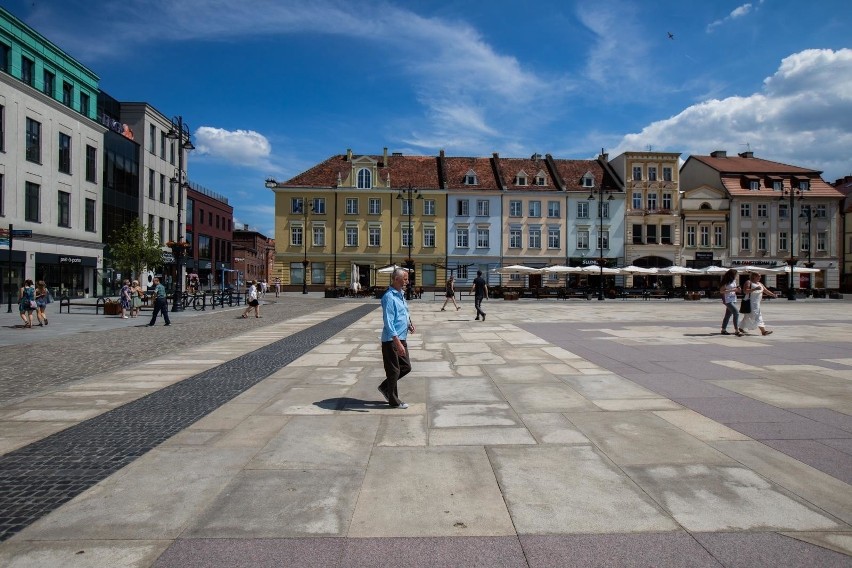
[515,170,528,186]
[357,168,372,189]
[798,180,809,191]
[749,181,759,191]
[536,176,546,186]
[464,170,478,185]
[581,173,595,188]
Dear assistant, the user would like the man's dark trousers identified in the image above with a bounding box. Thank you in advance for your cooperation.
[474,295,486,319]
[380,340,411,406]
[149,298,171,326]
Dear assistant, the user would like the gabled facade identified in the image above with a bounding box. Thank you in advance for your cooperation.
[271,148,446,291]
[609,152,682,279]
[186,182,233,290]
[442,152,501,286]
[681,151,844,289]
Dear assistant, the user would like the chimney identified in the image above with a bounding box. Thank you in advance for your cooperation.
[531,153,542,161]
[383,147,388,166]
[599,147,608,161]
[345,148,352,161]
[710,150,727,158]
[738,151,753,158]
[244,223,249,231]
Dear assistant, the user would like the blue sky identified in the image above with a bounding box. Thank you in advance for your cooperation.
[6,0,852,236]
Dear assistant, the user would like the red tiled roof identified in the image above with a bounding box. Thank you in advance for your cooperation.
[495,157,556,191]
[690,154,843,198]
[550,159,609,192]
[442,157,499,190]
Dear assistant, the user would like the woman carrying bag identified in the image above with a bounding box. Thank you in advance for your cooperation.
[740,272,777,336]
[719,269,743,337]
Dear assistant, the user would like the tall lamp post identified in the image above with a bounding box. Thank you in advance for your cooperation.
[165,116,194,312]
[396,184,422,300]
[588,183,613,301]
[799,205,813,290]
[780,185,803,300]
[297,197,314,294]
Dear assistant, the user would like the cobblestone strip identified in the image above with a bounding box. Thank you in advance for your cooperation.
[0,299,344,405]
[0,304,377,542]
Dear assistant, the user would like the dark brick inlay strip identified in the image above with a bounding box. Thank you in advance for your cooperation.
[0,304,377,542]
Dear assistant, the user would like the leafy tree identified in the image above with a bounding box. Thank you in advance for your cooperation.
[107,218,163,280]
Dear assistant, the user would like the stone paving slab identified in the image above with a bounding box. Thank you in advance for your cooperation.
[1,298,852,566]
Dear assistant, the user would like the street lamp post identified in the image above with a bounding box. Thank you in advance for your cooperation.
[165,116,194,312]
[800,205,813,290]
[588,183,613,301]
[298,197,314,294]
[397,184,422,300]
[780,185,803,300]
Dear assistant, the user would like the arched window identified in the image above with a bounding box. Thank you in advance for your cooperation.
[699,202,712,210]
[357,168,372,189]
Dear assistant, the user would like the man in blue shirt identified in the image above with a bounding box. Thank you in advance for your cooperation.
[147,277,171,326]
[379,267,415,409]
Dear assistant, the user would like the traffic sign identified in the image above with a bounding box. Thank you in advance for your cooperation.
[10,229,33,238]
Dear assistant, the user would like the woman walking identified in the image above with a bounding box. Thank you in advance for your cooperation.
[18,279,36,328]
[720,268,743,336]
[34,280,49,326]
[130,280,144,318]
[441,275,461,311]
[119,279,132,319]
[241,280,260,318]
[740,272,777,335]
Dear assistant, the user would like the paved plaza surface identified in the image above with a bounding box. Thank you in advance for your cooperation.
[0,294,851,567]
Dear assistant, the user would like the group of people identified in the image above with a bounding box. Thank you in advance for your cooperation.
[17,280,50,328]
[719,268,776,336]
[440,271,490,321]
[119,280,147,319]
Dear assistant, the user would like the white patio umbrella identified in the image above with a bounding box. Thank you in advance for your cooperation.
[541,265,583,274]
[495,265,543,275]
[619,265,656,275]
[579,264,621,275]
[351,263,360,292]
[734,265,777,274]
[701,266,730,275]
[658,265,700,275]
[377,264,411,274]
[770,265,821,274]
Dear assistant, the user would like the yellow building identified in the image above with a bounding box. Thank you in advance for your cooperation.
[268,149,447,292]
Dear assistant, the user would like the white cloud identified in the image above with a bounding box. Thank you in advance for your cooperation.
[193,127,271,167]
[707,1,761,33]
[608,49,852,181]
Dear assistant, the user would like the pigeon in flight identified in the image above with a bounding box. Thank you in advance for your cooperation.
[667,32,675,39]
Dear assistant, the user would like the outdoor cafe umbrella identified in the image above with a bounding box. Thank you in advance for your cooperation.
[701,266,729,275]
[734,265,777,274]
[377,264,412,274]
[541,265,583,274]
[619,265,657,275]
[495,264,543,275]
[579,264,621,275]
[770,265,821,274]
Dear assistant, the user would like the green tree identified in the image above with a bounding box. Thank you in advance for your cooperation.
[107,218,163,280]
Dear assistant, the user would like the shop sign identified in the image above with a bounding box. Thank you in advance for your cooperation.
[695,252,714,261]
[59,256,83,264]
[162,251,175,264]
[731,259,777,266]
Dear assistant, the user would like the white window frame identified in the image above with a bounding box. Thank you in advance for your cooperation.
[740,231,750,251]
[740,203,751,217]
[779,231,788,251]
[687,225,696,247]
[663,167,673,182]
[528,201,541,217]
[368,226,381,247]
[423,226,436,248]
[476,227,489,248]
[648,166,657,181]
[345,226,358,246]
[457,199,469,216]
[509,228,522,248]
[456,227,469,248]
[368,197,381,215]
[290,225,303,246]
[598,230,609,251]
[758,231,767,251]
[476,199,489,216]
[509,200,522,217]
[402,225,413,248]
[817,231,827,251]
[356,168,372,189]
[577,202,589,218]
[548,227,560,249]
[714,226,724,248]
[632,166,642,181]
[757,203,768,218]
[632,192,642,209]
[346,198,358,215]
[424,199,436,216]
[528,228,541,249]
[547,201,560,218]
[313,225,325,247]
[577,230,590,250]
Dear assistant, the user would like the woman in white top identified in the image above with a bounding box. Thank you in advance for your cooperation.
[719,268,744,336]
[241,281,261,318]
[740,272,777,335]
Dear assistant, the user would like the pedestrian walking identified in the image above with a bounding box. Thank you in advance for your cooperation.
[274,278,281,298]
[471,270,489,321]
[720,268,743,336]
[378,267,415,409]
[740,272,777,335]
[18,279,36,328]
[119,280,132,319]
[34,280,50,326]
[440,275,461,311]
[130,280,143,318]
[241,281,260,318]
[147,277,171,326]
